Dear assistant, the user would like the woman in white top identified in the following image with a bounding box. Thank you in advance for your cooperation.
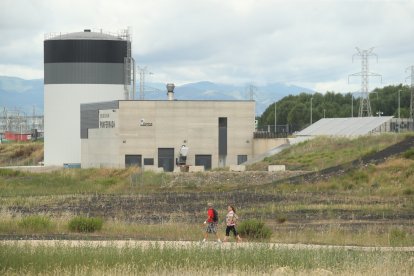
[223,205,242,242]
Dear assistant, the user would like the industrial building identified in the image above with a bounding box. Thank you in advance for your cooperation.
[81,85,256,170]
[44,29,279,169]
[44,29,134,166]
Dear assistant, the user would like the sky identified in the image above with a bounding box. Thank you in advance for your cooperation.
[1,0,414,93]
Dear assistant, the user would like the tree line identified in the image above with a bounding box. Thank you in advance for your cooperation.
[258,84,412,132]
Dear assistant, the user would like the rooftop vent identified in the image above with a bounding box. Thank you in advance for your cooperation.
[166,83,175,101]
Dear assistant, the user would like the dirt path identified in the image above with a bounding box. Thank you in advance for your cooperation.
[1,240,413,252]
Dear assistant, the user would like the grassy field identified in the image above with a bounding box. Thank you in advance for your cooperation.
[0,243,412,275]
[0,134,413,247]
[0,134,413,274]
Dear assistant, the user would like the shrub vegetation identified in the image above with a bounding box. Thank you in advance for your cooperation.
[238,219,272,240]
[68,216,103,233]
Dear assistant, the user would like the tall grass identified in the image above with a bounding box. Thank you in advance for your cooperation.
[0,142,43,166]
[0,243,412,275]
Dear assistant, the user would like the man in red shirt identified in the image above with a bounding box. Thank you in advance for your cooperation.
[203,202,221,242]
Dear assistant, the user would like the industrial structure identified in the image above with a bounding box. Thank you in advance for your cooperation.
[0,107,44,142]
[44,29,135,166]
[80,84,256,170]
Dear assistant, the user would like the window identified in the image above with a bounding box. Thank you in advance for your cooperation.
[237,155,247,165]
[125,155,141,167]
[144,158,154,165]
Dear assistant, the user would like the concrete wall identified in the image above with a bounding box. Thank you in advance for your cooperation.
[81,100,255,169]
[44,84,125,166]
[253,138,288,157]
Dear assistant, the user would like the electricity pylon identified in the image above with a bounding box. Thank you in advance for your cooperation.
[348,47,382,117]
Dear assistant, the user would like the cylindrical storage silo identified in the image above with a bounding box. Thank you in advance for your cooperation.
[44,29,132,166]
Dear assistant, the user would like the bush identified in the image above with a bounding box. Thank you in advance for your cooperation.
[403,148,414,159]
[389,228,408,246]
[238,219,272,240]
[18,215,52,232]
[68,216,103,233]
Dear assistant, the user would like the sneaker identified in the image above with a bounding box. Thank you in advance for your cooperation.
[217,239,222,243]
[202,239,206,242]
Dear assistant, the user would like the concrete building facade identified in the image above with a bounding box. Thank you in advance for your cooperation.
[81,100,255,170]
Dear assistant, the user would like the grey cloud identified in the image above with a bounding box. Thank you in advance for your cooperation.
[1,0,414,92]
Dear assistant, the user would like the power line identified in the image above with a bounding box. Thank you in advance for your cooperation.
[348,47,382,117]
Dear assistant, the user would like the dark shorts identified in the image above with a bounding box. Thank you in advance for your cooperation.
[205,222,217,234]
[225,225,238,237]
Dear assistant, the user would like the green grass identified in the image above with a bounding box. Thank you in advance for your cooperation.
[0,243,412,275]
[18,215,53,232]
[249,133,407,171]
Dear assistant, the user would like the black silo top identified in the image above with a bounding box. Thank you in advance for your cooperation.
[44,39,128,63]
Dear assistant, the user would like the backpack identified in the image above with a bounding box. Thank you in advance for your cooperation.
[212,208,218,223]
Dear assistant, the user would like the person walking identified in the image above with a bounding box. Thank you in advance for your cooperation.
[202,202,221,243]
[223,205,242,242]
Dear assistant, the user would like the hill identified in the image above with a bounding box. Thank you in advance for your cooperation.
[0,76,313,115]
[0,76,43,114]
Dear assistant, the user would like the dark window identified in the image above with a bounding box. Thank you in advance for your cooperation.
[219,117,227,127]
[158,148,174,172]
[237,155,248,165]
[195,155,212,170]
[144,158,154,165]
[218,117,227,155]
[125,155,141,167]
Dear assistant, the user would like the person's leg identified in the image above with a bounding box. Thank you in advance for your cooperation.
[223,226,230,242]
[213,223,221,242]
[234,227,242,242]
[203,223,211,241]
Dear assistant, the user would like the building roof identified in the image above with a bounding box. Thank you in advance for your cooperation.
[297,116,394,137]
[46,30,125,41]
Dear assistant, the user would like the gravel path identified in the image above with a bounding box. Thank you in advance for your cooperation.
[1,240,413,252]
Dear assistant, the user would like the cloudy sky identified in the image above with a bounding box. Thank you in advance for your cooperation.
[1,0,413,93]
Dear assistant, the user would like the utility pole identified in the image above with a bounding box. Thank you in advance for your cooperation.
[137,66,153,100]
[398,90,401,119]
[274,102,277,133]
[310,97,313,125]
[406,65,414,119]
[351,93,354,117]
[348,47,382,117]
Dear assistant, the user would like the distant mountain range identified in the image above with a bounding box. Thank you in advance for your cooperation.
[0,76,313,115]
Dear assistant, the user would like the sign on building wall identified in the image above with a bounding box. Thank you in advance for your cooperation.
[99,109,118,128]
